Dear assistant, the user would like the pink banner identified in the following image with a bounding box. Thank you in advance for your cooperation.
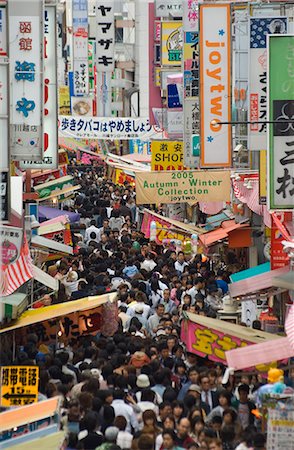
[141,211,186,245]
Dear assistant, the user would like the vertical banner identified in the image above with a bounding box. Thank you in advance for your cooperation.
[199,4,231,168]
[95,0,114,73]
[0,5,8,171]
[268,35,294,210]
[259,150,267,205]
[73,0,89,96]
[9,0,44,161]
[183,0,199,168]
[20,6,58,170]
[248,17,288,151]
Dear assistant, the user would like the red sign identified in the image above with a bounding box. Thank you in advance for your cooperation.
[271,212,292,270]
[250,94,258,131]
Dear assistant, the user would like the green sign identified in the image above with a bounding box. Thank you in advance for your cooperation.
[191,134,200,157]
[268,35,294,210]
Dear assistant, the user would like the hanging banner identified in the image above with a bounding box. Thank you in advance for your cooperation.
[161,21,183,66]
[58,116,164,140]
[268,35,294,210]
[259,150,267,205]
[141,210,187,245]
[73,0,89,96]
[0,60,8,171]
[151,140,184,171]
[248,17,288,151]
[199,3,231,168]
[0,366,39,407]
[20,5,58,170]
[136,170,231,205]
[155,0,182,18]
[9,0,44,161]
[58,86,71,115]
[95,0,114,73]
[0,226,23,266]
[0,5,7,56]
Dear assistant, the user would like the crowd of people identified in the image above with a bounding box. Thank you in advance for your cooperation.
[2,166,293,450]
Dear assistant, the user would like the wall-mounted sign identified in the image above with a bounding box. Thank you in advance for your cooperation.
[0,366,39,407]
[161,21,183,66]
[73,0,89,96]
[0,226,23,265]
[155,0,182,18]
[95,0,114,72]
[151,140,184,171]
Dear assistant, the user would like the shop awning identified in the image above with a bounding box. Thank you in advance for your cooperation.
[229,265,290,299]
[31,235,73,255]
[5,431,64,450]
[35,184,81,202]
[0,397,60,433]
[39,206,80,223]
[272,270,294,290]
[32,265,59,291]
[199,220,248,247]
[230,262,270,283]
[123,153,151,163]
[205,212,233,231]
[143,208,205,235]
[0,292,116,334]
[226,337,294,370]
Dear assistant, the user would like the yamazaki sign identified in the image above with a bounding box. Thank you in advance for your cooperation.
[199,4,232,168]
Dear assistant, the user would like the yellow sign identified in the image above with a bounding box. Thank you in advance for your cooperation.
[136,170,231,205]
[151,141,184,171]
[161,21,183,66]
[259,150,267,205]
[58,86,71,115]
[1,366,39,407]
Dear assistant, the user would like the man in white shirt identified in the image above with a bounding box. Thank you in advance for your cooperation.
[111,389,139,433]
[141,253,157,272]
[174,251,189,274]
[84,219,101,244]
[127,291,150,320]
[187,277,206,304]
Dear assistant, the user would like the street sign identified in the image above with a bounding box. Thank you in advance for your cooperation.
[0,366,39,407]
[191,134,200,157]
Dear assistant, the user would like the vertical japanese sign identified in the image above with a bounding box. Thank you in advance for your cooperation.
[73,0,89,96]
[20,5,58,169]
[9,0,44,161]
[96,1,114,72]
[183,0,199,168]
[0,366,39,407]
[0,5,8,171]
[248,17,288,151]
[270,212,292,270]
[268,35,294,210]
[199,4,231,168]
[267,408,294,450]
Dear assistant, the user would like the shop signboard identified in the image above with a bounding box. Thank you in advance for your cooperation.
[161,21,183,66]
[0,5,7,56]
[155,0,182,18]
[136,170,231,205]
[8,0,44,161]
[199,3,231,168]
[184,98,199,168]
[0,60,8,171]
[58,86,71,115]
[20,5,58,170]
[58,116,165,140]
[270,212,292,270]
[73,0,89,96]
[248,17,288,151]
[0,366,39,407]
[0,226,23,265]
[267,409,294,450]
[0,170,9,222]
[268,35,294,210]
[151,140,184,171]
[259,150,267,205]
[95,0,114,72]
[34,175,75,199]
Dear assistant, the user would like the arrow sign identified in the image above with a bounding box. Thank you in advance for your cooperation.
[3,392,36,400]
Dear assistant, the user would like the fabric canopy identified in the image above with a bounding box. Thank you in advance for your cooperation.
[229,265,290,298]
[230,262,270,283]
[199,220,248,247]
[39,206,80,223]
[0,292,117,334]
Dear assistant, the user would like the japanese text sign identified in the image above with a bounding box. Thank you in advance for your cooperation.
[161,22,183,66]
[58,115,164,140]
[73,0,89,95]
[181,321,251,364]
[270,212,292,270]
[96,0,114,72]
[248,17,288,151]
[0,170,9,222]
[268,35,294,210]
[267,409,294,450]
[8,0,44,161]
[0,225,23,265]
[151,140,184,171]
[20,5,58,170]
[1,366,39,407]
[184,97,200,168]
[183,0,198,32]
[135,170,231,205]
[199,4,232,168]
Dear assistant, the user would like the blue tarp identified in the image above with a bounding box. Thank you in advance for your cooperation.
[230,262,270,283]
[39,206,80,223]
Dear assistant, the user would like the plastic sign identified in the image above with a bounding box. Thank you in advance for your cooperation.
[1,366,39,407]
